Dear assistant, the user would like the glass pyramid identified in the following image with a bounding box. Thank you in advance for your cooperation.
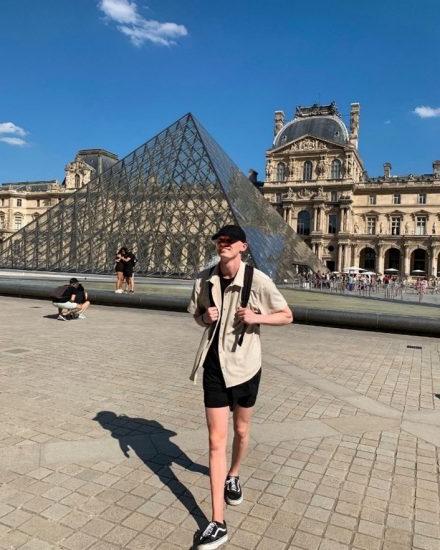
[0,114,323,281]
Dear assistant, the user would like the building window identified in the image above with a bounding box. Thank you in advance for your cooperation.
[0,199,3,206]
[417,193,427,204]
[16,199,22,207]
[75,174,81,188]
[303,161,313,181]
[275,193,282,203]
[328,214,338,234]
[416,216,427,235]
[276,162,286,182]
[0,212,5,229]
[393,194,401,205]
[14,213,23,230]
[43,199,51,207]
[330,191,338,202]
[368,195,376,205]
[331,159,342,179]
[367,217,376,235]
[391,216,401,235]
[297,210,311,235]
[36,199,41,207]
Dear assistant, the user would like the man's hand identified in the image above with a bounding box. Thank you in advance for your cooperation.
[236,307,260,325]
[203,307,219,324]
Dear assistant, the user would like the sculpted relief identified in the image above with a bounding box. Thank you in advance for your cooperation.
[288,138,330,152]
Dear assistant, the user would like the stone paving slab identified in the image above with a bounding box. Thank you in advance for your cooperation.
[0,296,439,549]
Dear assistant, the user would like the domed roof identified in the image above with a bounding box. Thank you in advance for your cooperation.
[273,115,349,148]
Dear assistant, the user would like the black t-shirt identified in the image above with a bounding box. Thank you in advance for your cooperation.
[74,284,86,304]
[123,253,136,274]
[59,285,76,303]
[203,274,233,371]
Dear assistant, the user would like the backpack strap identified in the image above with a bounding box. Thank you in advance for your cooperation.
[237,264,254,347]
[207,265,216,308]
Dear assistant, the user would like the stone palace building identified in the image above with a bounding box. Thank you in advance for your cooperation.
[262,102,440,276]
[0,149,118,242]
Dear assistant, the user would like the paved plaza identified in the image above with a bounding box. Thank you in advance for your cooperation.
[0,296,440,550]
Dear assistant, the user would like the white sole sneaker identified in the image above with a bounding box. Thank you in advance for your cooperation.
[225,494,243,506]
[197,534,228,550]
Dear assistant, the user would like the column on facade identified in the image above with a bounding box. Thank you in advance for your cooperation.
[317,207,322,232]
[337,243,344,272]
[339,208,345,232]
[432,248,439,277]
[287,207,293,227]
[403,246,410,276]
[344,209,351,233]
[344,244,351,268]
[351,244,358,266]
[313,207,320,232]
[377,245,385,274]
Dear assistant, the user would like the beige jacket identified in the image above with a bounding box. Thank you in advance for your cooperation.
[188,261,289,387]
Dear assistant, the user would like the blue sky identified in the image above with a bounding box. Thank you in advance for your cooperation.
[1,0,439,183]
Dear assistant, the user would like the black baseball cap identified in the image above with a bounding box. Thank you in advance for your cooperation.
[69,277,79,285]
[211,225,247,242]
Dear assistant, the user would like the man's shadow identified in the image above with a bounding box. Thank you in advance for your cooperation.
[94,411,209,532]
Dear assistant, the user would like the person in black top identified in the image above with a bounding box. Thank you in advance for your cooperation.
[52,278,89,320]
[123,250,137,293]
[115,247,128,294]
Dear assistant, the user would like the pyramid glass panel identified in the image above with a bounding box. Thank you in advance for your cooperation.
[0,114,324,281]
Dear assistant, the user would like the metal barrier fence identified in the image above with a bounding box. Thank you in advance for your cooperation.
[287,278,440,303]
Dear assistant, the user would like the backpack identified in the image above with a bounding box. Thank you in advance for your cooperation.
[51,285,69,301]
[208,264,254,348]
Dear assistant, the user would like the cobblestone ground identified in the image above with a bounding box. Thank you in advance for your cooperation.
[0,296,439,550]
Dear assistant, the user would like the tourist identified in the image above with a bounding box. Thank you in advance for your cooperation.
[123,249,137,293]
[72,280,90,319]
[52,277,87,320]
[188,224,293,549]
[114,247,127,293]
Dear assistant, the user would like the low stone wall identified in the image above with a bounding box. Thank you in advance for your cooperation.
[0,282,438,337]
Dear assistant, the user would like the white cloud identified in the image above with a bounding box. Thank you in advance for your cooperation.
[413,106,440,118]
[0,137,27,147]
[385,120,391,125]
[0,122,27,137]
[98,0,188,47]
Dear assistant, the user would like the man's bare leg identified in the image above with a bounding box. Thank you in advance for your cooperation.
[229,405,253,477]
[205,406,229,523]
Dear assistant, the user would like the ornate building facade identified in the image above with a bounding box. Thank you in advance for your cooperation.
[263,102,440,276]
[0,149,118,242]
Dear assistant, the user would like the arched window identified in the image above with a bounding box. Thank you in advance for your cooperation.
[75,174,81,188]
[0,212,5,229]
[297,210,311,235]
[14,213,23,230]
[331,159,342,179]
[303,161,313,181]
[277,162,286,181]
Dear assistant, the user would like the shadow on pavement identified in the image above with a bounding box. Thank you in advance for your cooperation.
[93,411,209,538]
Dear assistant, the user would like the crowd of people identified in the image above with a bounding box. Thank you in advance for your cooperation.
[296,270,438,298]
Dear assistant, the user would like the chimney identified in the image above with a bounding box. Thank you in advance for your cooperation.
[384,162,392,178]
[274,111,285,137]
[248,169,258,185]
[349,102,360,149]
[433,160,440,178]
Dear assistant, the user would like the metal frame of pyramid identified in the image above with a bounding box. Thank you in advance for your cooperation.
[0,114,324,281]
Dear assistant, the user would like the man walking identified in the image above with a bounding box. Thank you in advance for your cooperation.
[188,225,293,549]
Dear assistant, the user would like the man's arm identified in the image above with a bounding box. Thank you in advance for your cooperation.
[236,306,293,326]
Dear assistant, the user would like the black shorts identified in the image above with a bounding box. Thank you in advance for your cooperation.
[203,360,261,411]
[123,269,133,278]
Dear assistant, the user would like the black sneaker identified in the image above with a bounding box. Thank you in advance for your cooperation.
[224,475,243,506]
[196,521,227,549]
